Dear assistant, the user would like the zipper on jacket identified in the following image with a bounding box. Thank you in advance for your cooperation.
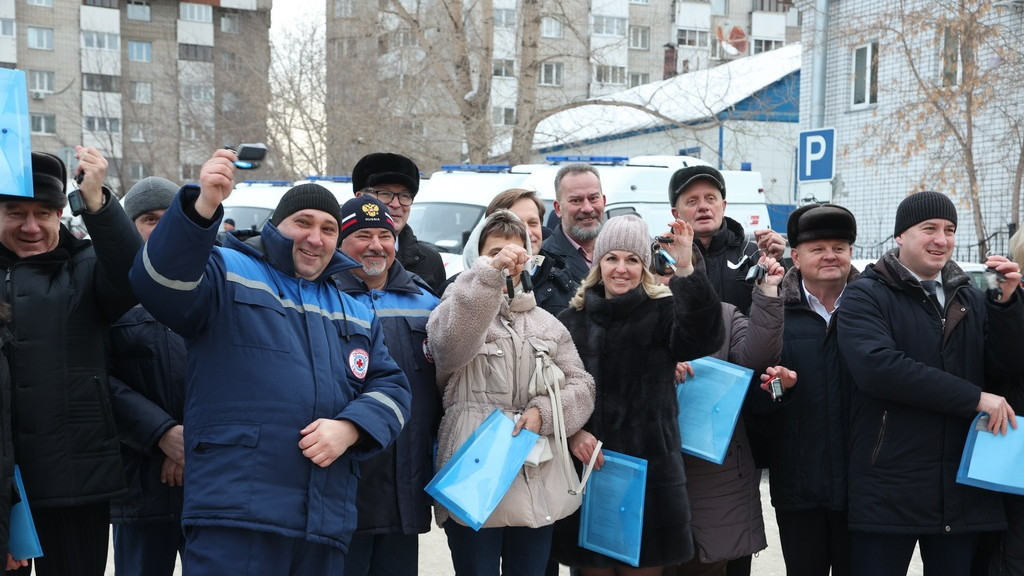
[870,410,888,465]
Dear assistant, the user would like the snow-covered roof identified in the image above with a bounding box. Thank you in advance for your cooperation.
[491,42,802,156]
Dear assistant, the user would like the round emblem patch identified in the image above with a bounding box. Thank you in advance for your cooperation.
[423,338,434,364]
[349,348,369,379]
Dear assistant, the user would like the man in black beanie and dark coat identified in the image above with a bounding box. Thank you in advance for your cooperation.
[838,191,1024,576]
[2,146,142,576]
[352,152,445,294]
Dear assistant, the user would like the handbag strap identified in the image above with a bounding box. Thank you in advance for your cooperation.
[534,353,601,495]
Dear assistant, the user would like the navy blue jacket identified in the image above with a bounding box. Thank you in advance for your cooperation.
[755,267,856,512]
[130,186,412,551]
[838,251,1024,534]
[108,304,186,524]
[335,262,439,536]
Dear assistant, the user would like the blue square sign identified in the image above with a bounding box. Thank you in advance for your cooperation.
[798,128,836,183]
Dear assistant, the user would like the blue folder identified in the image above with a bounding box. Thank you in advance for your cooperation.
[578,450,647,567]
[7,465,43,561]
[956,412,1024,496]
[425,410,539,531]
[676,356,754,464]
[0,69,33,200]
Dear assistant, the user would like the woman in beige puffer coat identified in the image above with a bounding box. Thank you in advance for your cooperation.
[427,210,595,576]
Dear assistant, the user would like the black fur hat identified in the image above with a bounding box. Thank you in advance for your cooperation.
[787,203,857,247]
[351,153,420,196]
[0,152,67,209]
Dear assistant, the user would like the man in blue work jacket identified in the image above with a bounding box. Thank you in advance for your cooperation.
[130,148,411,576]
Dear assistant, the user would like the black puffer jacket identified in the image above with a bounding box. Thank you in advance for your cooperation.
[838,250,1024,533]
[397,225,446,294]
[552,273,724,568]
[108,305,186,524]
[0,303,13,562]
[753,267,856,512]
[694,217,758,315]
[0,193,141,507]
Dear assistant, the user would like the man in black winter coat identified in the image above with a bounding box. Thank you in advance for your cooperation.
[754,203,859,576]
[838,191,1023,576]
[108,177,186,576]
[541,163,606,283]
[1,148,142,576]
[352,152,446,294]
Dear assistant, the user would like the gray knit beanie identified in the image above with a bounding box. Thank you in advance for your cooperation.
[122,177,178,221]
[893,191,958,237]
[594,214,652,269]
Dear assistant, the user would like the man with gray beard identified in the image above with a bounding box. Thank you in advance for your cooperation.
[541,163,606,282]
[334,195,441,576]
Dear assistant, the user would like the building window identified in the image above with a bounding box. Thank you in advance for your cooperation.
[82,73,120,92]
[181,163,203,180]
[182,84,214,102]
[221,10,240,33]
[181,124,201,141]
[333,0,353,18]
[219,51,242,71]
[541,17,563,39]
[180,2,212,22]
[0,19,14,37]
[595,65,627,84]
[129,162,149,182]
[629,72,649,87]
[330,37,358,59]
[130,81,152,103]
[26,0,52,6]
[30,113,56,134]
[128,41,152,62]
[939,26,961,86]
[82,31,120,50]
[27,27,54,50]
[28,70,54,93]
[629,26,650,50]
[593,15,627,36]
[752,38,784,54]
[491,106,516,126]
[84,0,118,7]
[492,59,514,78]
[630,0,649,3]
[84,116,121,133]
[677,28,709,48]
[126,0,150,21]
[179,43,214,62]
[494,9,516,29]
[540,62,563,86]
[393,29,418,48]
[128,122,146,142]
[221,91,237,112]
[753,0,792,11]
[852,41,878,108]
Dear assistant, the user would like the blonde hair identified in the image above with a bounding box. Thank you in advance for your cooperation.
[568,261,671,310]
[1010,225,1024,268]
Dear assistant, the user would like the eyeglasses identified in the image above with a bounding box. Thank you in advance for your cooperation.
[364,189,414,206]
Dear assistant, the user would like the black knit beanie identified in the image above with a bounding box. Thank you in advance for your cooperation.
[270,183,342,227]
[893,191,957,237]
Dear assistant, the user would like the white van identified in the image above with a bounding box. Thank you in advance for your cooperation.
[405,165,533,277]
[222,177,354,233]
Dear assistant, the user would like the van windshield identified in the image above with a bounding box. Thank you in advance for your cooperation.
[222,206,272,232]
[406,202,486,254]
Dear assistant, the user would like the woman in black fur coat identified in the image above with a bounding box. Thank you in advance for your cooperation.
[552,215,725,575]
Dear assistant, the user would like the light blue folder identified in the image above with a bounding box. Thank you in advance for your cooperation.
[676,356,754,464]
[425,410,539,531]
[0,69,33,200]
[8,465,43,561]
[578,450,647,567]
[956,412,1024,496]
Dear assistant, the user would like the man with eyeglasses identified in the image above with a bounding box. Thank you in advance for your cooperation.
[352,153,446,294]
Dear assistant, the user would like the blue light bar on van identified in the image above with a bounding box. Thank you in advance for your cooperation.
[439,164,512,172]
[306,175,353,182]
[545,155,629,164]
[241,180,291,186]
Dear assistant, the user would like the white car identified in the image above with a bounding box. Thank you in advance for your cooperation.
[222,177,354,233]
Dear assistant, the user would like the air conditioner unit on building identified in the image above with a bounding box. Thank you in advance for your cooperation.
[31,91,45,100]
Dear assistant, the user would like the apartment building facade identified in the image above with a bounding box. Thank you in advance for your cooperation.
[2,0,271,193]
[325,0,799,174]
